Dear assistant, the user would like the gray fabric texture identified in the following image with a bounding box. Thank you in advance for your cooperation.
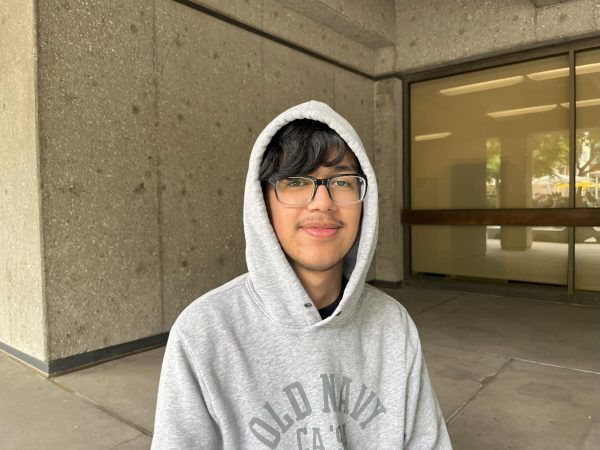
[152,101,452,449]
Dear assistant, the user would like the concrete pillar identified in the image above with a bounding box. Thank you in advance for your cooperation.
[0,0,47,363]
[373,78,403,282]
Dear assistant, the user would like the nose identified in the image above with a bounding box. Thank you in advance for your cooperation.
[308,184,336,211]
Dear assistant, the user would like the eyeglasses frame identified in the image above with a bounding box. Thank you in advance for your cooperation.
[269,173,368,205]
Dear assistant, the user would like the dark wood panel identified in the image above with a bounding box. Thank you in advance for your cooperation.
[402,209,600,226]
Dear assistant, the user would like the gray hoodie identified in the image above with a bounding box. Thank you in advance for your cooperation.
[152,101,452,449]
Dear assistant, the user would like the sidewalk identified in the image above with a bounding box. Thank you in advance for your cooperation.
[1,286,599,449]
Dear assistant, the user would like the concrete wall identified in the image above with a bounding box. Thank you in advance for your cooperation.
[3,0,599,366]
[158,2,376,326]
[0,0,47,361]
[277,0,396,49]
[187,0,389,76]
[37,0,162,361]
[31,0,374,362]
[378,0,600,74]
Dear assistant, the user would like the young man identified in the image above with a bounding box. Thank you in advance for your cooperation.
[152,101,451,449]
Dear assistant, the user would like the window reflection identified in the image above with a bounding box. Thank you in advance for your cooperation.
[575,227,600,292]
[410,50,600,291]
[575,49,600,208]
[412,55,570,210]
[412,225,568,286]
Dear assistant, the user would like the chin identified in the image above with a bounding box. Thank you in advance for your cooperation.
[291,254,344,273]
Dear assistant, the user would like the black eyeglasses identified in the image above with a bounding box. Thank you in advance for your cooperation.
[269,174,367,205]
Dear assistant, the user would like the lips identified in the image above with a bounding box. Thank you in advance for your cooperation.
[299,221,341,238]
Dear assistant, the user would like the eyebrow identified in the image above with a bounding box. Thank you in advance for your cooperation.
[331,164,360,173]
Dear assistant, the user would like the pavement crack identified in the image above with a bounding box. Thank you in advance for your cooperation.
[445,358,513,425]
[48,378,153,437]
[105,434,146,449]
[413,293,463,317]
[512,357,600,375]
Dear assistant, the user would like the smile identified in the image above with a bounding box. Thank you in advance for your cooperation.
[300,222,341,238]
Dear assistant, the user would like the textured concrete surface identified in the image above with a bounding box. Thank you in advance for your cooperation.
[412,292,600,372]
[156,0,262,328]
[387,286,600,449]
[0,353,142,449]
[380,285,459,315]
[55,347,164,432]
[373,79,403,282]
[448,360,600,450]
[423,343,509,420]
[5,0,380,365]
[393,0,600,72]
[3,287,600,449]
[186,0,598,76]
[5,0,599,369]
[333,70,374,161]
[277,0,396,49]
[188,0,377,75]
[535,0,599,41]
[110,434,153,449]
[0,0,46,360]
[262,0,374,76]
[532,0,574,6]
[261,39,336,119]
[37,0,163,360]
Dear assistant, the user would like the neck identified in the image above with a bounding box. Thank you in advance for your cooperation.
[292,263,343,309]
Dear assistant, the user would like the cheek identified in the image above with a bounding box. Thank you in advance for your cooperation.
[346,207,363,240]
[270,209,290,240]
[265,194,296,244]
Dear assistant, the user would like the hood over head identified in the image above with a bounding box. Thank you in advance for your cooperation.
[243,101,378,328]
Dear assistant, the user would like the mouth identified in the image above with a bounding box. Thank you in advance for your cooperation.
[299,221,341,238]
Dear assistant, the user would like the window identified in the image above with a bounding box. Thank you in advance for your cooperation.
[406,42,600,293]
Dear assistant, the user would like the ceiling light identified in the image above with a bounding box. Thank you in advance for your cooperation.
[560,98,600,108]
[576,62,600,75]
[487,104,557,119]
[439,76,524,96]
[526,63,600,80]
[526,68,569,81]
[414,132,452,141]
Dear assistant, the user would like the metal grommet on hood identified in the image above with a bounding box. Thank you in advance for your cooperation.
[303,303,313,308]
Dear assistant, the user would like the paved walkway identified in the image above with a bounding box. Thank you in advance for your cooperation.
[1,286,599,449]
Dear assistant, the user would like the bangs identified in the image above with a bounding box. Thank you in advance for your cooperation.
[259,119,358,183]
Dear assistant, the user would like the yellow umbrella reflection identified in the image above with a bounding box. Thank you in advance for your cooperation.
[555,179,595,189]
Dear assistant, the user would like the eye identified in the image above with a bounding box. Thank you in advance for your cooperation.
[331,176,356,188]
[281,177,310,188]
[333,179,351,187]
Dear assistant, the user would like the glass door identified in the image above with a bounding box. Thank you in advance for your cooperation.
[406,46,600,293]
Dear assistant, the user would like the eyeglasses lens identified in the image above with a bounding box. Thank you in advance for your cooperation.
[275,176,365,205]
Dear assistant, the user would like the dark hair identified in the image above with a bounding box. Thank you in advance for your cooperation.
[259,119,360,183]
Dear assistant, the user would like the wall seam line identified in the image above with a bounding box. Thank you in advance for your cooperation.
[152,0,166,332]
[32,0,50,363]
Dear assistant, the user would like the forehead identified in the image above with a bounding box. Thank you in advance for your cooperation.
[315,148,360,174]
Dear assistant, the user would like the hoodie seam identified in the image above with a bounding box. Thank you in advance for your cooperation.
[317,291,365,328]
[245,276,366,330]
[182,274,249,315]
[362,285,418,319]
[174,327,219,421]
[245,277,311,329]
